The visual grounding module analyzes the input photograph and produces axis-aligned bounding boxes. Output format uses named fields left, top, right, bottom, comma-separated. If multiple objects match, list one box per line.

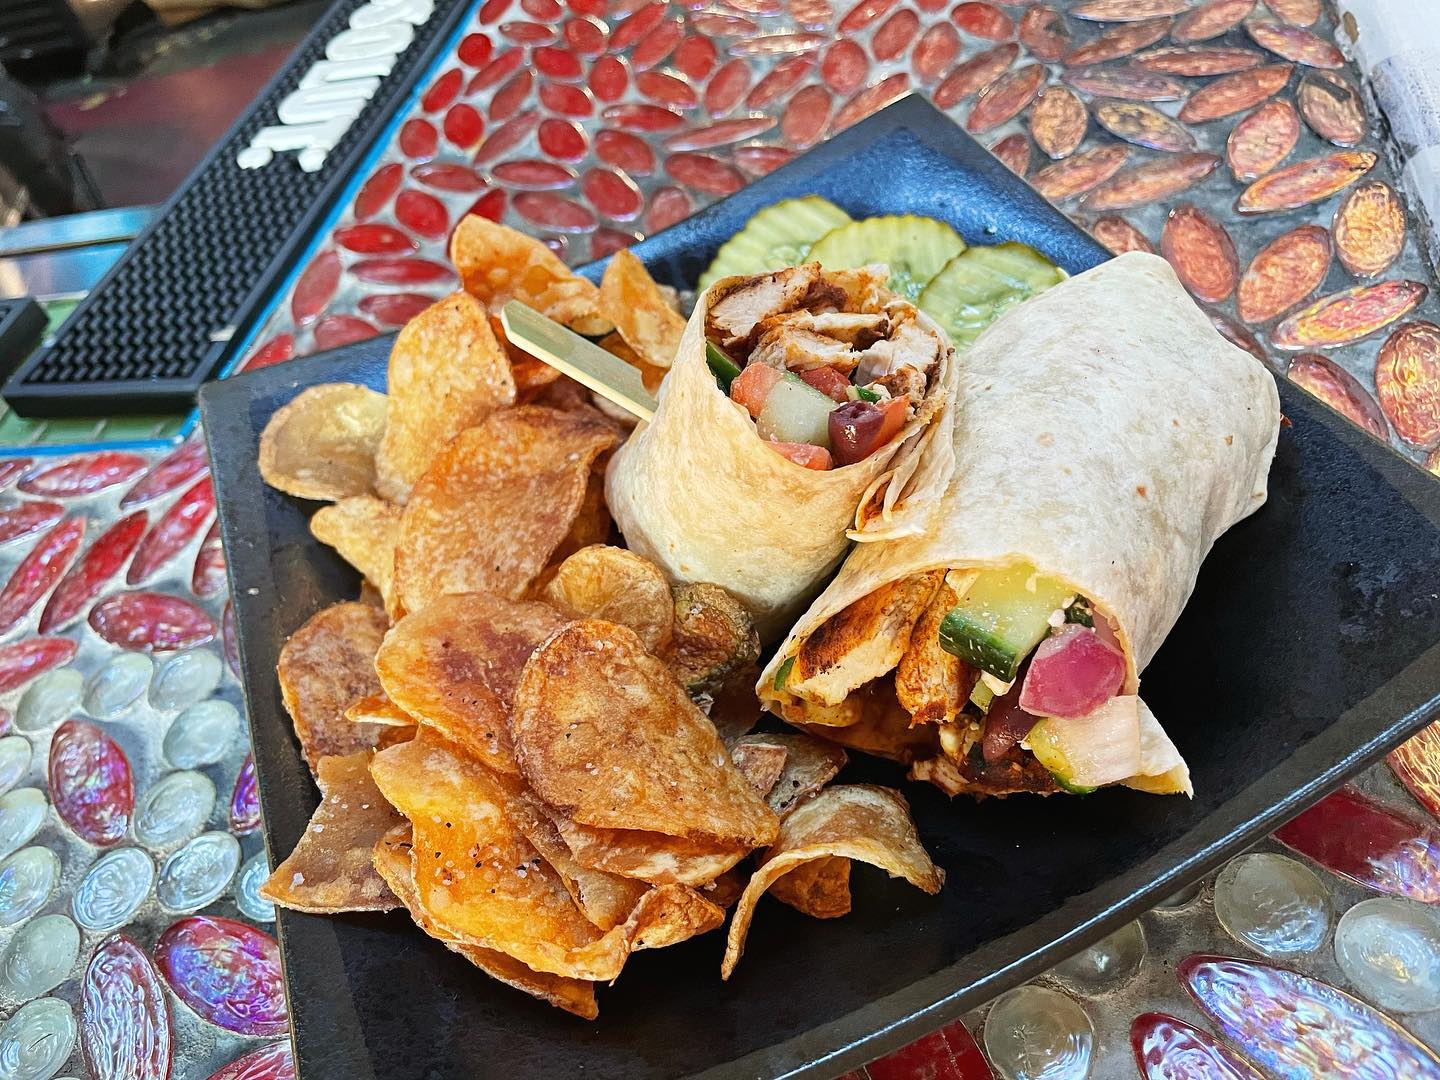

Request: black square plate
left=202, top=96, right=1440, bottom=1080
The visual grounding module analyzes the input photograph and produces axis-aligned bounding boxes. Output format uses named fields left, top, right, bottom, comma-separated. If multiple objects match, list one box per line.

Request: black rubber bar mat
left=3, top=0, right=474, bottom=418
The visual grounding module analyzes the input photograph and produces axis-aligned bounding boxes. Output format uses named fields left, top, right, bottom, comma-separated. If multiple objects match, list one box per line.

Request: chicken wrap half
left=758, top=252, right=1282, bottom=797
left=606, top=263, right=958, bottom=639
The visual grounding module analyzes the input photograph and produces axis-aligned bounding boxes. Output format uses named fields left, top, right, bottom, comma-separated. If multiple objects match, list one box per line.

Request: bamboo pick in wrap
left=500, top=301, right=658, bottom=422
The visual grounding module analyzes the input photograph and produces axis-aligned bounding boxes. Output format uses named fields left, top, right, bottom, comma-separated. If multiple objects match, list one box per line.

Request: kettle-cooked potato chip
left=343, top=692, right=413, bottom=728
left=261, top=751, right=404, bottom=913
left=669, top=583, right=760, bottom=694
left=259, top=383, right=387, bottom=502
left=375, top=593, right=567, bottom=776
left=374, top=292, right=517, bottom=503
left=548, top=810, right=748, bottom=887
left=730, top=741, right=787, bottom=798
left=513, top=620, right=779, bottom=848
left=733, top=732, right=847, bottom=816
left=531, top=472, right=612, bottom=597
left=598, top=250, right=685, bottom=370
left=542, top=545, right=674, bottom=654
left=279, top=602, right=390, bottom=771
left=393, top=406, right=618, bottom=613
left=504, top=791, right=647, bottom=931
left=451, top=216, right=610, bottom=336
left=310, top=495, right=402, bottom=613
left=370, top=731, right=721, bottom=981
left=372, top=826, right=599, bottom=1019
left=769, top=856, right=851, bottom=920
left=721, top=785, right=943, bottom=979
left=371, top=730, right=634, bottom=980
left=706, top=666, right=763, bottom=747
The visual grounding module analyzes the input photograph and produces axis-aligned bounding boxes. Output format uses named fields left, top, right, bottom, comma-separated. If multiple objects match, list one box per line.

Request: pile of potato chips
left=255, top=216, right=942, bottom=1017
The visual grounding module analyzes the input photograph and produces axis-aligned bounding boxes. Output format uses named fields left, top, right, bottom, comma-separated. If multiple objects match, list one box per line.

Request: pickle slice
left=917, top=242, right=1064, bottom=346
left=698, top=196, right=853, bottom=292
left=806, top=215, right=968, bottom=301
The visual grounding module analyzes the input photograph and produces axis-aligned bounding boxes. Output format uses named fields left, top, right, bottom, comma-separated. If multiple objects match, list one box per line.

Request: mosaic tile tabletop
left=1, top=0, right=1440, bottom=1076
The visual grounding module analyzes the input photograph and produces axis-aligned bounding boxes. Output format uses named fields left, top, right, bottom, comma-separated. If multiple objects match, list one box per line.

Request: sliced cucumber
left=706, top=341, right=742, bottom=392
left=806, top=215, right=967, bottom=302
left=847, top=384, right=883, bottom=403
left=1064, top=598, right=1094, bottom=628
left=937, top=564, right=1071, bottom=683
left=917, top=242, right=1065, bottom=346
left=756, top=373, right=835, bottom=447
left=969, top=680, right=995, bottom=715
left=698, top=196, right=853, bottom=292
left=1026, top=723, right=1098, bottom=794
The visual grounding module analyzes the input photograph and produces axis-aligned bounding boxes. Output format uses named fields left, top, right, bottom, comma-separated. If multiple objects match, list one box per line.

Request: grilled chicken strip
left=895, top=578, right=978, bottom=727
left=784, top=571, right=945, bottom=711
left=706, top=265, right=848, bottom=350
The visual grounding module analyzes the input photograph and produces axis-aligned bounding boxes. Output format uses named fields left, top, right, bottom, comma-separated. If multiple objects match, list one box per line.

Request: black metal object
left=3, top=0, right=473, bottom=419
left=0, top=0, right=88, bottom=64
left=0, top=298, right=46, bottom=385
left=203, top=98, right=1440, bottom=1080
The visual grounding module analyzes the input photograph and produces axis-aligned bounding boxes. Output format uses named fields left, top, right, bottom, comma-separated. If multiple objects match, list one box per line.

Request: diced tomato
left=730, top=363, right=783, bottom=418
left=827, top=397, right=910, bottom=466
left=795, top=365, right=852, bottom=402
left=1018, top=624, right=1126, bottom=719
left=768, top=441, right=833, bottom=470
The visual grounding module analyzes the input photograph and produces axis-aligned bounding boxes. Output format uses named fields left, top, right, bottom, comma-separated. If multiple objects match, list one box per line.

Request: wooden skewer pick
left=499, top=300, right=658, bottom=422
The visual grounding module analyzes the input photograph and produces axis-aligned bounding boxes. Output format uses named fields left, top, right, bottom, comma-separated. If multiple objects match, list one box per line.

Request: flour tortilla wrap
left=605, top=268, right=958, bottom=640
left=759, top=252, right=1281, bottom=795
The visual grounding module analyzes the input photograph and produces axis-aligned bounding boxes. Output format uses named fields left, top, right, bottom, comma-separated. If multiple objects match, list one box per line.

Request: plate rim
left=201, top=95, right=1440, bottom=1080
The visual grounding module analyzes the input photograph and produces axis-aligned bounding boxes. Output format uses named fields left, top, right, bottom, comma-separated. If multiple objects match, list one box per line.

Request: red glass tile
left=665, top=152, right=745, bottom=195
left=398, top=118, right=439, bottom=160
left=1273, top=785, right=1440, bottom=902
left=582, top=168, right=644, bottom=220
left=334, top=223, right=417, bottom=255
left=290, top=250, right=341, bottom=324
left=590, top=56, right=630, bottom=102
left=410, top=163, right=485, bottom=193
left=353, top=163, right=403, bottom=220
left=538, top=117, right=590, bottom=160
left=421, top=68, right=463, bottom=113
left=457, top=32, right=494, bottom=67
left=514, top=191, right=598, bottom=232
left=595, top=129, right=656, bottom=175
left=645, top=186, right=692, bottom=232
left=747, top=56, right=815, bottom=108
